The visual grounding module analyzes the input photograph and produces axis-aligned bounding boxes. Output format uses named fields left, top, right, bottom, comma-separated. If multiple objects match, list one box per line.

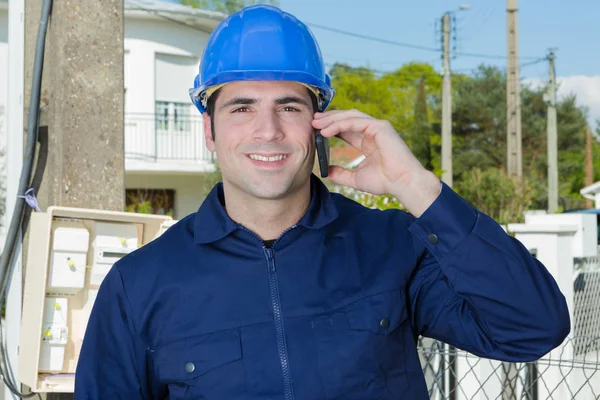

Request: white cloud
left=524, top=75, right=600, bottom=129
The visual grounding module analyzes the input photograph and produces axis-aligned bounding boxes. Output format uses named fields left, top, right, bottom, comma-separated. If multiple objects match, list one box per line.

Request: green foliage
left=200, top=163, right=223, bottom=197
left=125, top=190, right=175, bottom=217
left=454, top=167, right=535, bottom=225
left=328, top=62, right=442, bottom=142
left=452, top=66, right=590, bottom=210
left=181, top=0, right=279, bottom=14
left=125, top=200, right=153, bottom=215
left=327, top=62, right=594, bottom=220
left=330, top=184, right=404, bottom=211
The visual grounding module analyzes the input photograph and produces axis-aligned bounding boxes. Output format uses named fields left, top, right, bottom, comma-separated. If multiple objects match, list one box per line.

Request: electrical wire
left=128, top=1, right=541, bottom=65
left=0, top=0, right=52, bottom=397
left=304, top=22, right=440, bottom=53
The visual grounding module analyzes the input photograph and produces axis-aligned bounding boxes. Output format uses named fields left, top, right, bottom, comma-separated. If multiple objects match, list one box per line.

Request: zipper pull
left=263, top=247, right=275, bottom=272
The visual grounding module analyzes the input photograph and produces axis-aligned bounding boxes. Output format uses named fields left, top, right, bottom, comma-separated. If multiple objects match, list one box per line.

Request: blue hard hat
left=189, top=4, right=335, bottom=114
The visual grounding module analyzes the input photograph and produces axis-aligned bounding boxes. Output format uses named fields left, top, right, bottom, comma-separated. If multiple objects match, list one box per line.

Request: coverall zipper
left=238, top=224, right=297, bottom=400
left=264, top=246, right=294, bottom=400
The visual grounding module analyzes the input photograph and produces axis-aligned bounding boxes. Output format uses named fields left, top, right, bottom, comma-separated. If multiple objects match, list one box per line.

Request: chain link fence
left=418, top=337, right=600, bottom=400
left=416, top=255, right=600, bottom=399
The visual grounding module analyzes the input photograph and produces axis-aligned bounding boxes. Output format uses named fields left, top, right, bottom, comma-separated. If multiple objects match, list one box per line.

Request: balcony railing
left=124, top=113, right=214, bottom=163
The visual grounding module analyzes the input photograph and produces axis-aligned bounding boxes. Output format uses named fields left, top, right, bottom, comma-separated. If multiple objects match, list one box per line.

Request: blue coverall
left=74, top=175, right=570, bottom=399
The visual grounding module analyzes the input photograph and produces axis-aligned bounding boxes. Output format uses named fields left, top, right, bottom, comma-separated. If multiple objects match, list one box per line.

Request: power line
left=455, top=51, right=538, bottom=60
left=306, top=22, right=440, bottom=53
left=129, top=2, right=544, bottom=72
left=306, top=21, right=539, bottom=61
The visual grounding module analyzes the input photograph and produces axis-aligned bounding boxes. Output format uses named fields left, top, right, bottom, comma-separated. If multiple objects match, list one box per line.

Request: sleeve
left=74, top=265, right=164, bottom=399
left=406, top=182, right=571, bottom=362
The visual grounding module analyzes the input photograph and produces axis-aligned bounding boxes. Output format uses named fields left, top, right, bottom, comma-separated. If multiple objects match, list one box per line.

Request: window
left=154, top=53, right=198, bottom=135
left=155, top=101, right=190, bottom=133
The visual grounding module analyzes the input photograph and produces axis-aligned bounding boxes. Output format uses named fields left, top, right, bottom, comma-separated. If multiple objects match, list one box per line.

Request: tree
left=182, top=0, right=279, bottom=14
left=327, top=62, right=595, bottom=219
left=327, top=62, right=441, bottom=153
left=455, top=167, right=534, bottom=224
left=451, top=65, right=592, bottom=210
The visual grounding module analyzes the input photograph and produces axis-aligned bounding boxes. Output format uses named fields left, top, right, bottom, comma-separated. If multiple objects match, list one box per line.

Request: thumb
left=327, top=165, right=358, bottom=189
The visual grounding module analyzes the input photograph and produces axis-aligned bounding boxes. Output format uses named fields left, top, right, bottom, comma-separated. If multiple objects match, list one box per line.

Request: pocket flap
left=154, top=328, right=242, bottom=382
left=346, top=290, right=408, bottom=335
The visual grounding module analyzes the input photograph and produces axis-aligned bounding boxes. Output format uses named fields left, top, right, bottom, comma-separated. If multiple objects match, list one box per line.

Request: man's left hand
left=313, top=109, right=442, bottom=217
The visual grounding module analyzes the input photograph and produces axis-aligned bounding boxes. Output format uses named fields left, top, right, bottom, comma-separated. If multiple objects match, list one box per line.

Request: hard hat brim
left=189, top=70, right=335, bottom=114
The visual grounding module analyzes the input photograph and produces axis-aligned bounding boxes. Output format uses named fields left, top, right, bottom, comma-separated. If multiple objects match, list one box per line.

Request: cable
left=305, top=22, right=440, bottom=53
left=0, top=0, right=52, bottom=397
left=305, top=22, right=539, bottom=61
left=129, top=2, right=542, bottom=66
left=455, top=51, right=538, bottom=61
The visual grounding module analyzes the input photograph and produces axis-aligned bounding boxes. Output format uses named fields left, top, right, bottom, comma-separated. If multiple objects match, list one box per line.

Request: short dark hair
left=206, top=90, right=220, bottom=141
left=205, top=87, right=319, bottom=141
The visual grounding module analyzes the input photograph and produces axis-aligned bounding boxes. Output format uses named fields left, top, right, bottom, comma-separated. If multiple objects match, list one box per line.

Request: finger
left=313, top=110, right=346, bottom=119
left=313, top=109, right=374, bottom=124
left=319, top=117, right=377, bottom=139
left=335, top=130, right=364, bottom=150
left=327, top=165, right=358, bottom=189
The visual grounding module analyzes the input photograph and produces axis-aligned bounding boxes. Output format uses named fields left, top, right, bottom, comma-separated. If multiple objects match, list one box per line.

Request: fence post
left=508, top=222, right=577, bottom=399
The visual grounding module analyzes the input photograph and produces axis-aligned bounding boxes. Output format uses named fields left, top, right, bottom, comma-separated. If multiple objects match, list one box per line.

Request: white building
left=0, top=0, right=227, bottom=227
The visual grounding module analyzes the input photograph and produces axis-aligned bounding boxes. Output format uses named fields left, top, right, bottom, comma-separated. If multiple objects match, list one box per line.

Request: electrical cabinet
left=20, top=206, right=174, bottom=393
left=47, top=223, right=90, bottom=294
left=39, top=298, right=69, bottom=372
left=89, top=222, right=139, bottom=286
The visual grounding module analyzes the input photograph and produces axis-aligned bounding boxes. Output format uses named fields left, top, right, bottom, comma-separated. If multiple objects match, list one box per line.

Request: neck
left=222, top=182, right=311, bottom=241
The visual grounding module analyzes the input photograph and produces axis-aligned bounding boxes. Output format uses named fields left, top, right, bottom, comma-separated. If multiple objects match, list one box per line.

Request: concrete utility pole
left=23, top=1, right=125, bottom=398
left=441, top=12, right=453, bottom=187
left=506, top=0, right=522, bottom=177
left=546, top=50, right=558, bottom=213
left=585, top=125, right=594, bottom=209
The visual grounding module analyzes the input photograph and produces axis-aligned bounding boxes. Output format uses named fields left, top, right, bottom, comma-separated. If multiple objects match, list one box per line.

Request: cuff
left=408, top=182, right=478, bottom=258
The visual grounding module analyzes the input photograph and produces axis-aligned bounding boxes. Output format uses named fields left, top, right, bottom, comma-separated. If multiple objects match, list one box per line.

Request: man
left=75, top=5, right=569, bottom=400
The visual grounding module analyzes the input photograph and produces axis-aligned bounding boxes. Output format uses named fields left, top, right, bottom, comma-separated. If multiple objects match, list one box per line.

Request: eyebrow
left=220, top=96, right=311, bottom=110
left=220, top=97, right=257, bottom=110
left=275, top=96, right=311, bottom=107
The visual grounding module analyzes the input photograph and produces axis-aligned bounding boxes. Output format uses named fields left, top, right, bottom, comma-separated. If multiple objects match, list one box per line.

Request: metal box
left=19, top=206, right=173, bottom=393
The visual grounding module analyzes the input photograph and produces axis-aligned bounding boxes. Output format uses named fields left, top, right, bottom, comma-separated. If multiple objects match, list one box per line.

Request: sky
left=277, top=0, right=598, bottom=78
left=167, top=0, right=600, bottom=125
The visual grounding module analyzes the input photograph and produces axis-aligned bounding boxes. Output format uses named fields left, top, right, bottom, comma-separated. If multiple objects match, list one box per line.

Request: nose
left=252, top=109, right=284, bottom=142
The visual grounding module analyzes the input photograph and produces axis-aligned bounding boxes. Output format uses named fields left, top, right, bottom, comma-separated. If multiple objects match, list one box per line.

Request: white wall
left=0, top=8, right=8, bottom=241
left=0, top=8, right=8, bottom=156
left=124, top=18, right=210, bottom=115
left=125, top=172, right=216, bottom=220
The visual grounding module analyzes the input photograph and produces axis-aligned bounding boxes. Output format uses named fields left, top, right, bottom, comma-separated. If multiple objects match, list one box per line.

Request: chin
left=246, top=183, right=295, bottom=200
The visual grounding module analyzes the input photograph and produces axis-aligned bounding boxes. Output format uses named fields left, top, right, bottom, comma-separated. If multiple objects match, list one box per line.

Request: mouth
left=246, top=153, right=289, bottom=169
left=248, top=154, right=288, bottom=162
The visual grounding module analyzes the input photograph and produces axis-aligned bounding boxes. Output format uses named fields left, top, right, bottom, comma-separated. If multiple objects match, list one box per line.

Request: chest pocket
left=152, top=328, right=246, bottom=400
left=311, top=289, right=411, bottom=400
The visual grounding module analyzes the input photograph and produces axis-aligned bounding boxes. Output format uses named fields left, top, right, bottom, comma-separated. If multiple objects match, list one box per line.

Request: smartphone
left=315, top=130, right=329, bottom=178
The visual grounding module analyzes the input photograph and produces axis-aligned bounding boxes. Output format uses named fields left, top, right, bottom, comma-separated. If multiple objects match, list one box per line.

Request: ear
left=203, top=113, right=216, bottom=152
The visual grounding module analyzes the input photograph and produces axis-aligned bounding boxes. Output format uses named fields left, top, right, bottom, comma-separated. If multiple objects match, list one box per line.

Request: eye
left=282, top=106, right=300, bottom=112
left=232, top=107, right=250, bottom=113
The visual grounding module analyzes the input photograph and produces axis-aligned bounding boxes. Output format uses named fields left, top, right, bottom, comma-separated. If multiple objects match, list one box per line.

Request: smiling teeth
left=249, top=154, right=287, bottom=162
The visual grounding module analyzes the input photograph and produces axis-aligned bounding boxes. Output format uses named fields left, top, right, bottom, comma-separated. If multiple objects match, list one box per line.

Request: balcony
left=124, top=113, right=215, bottom=173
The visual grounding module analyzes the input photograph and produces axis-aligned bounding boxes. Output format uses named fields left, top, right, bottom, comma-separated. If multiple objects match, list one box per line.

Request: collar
left=194, top=174, right=339, bottom=244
